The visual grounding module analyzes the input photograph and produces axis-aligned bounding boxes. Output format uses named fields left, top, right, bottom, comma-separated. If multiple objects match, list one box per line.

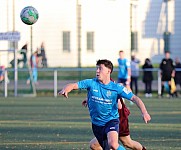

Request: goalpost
left=0, top=31, right=36, bottom=97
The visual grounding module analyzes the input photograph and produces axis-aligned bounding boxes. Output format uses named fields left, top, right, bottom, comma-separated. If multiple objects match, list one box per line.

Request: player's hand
left=82, top=99, right=88, bottom=107
left=58, top=89, right=68, bottom=98
left=171, top=72, right=175, bottom=78
left=142, top=113, right=151, bottom=124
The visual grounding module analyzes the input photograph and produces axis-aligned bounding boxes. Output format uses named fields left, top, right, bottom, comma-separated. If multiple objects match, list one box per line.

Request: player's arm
left=171, top=60, right=175, bottom=77
left=171, top=69, right=175, bottom=77
left=130, top=95, right=151, bottom=124
left=58, top=83, right=78, bottom=98
left=119, top=84, right=151, bottom=123
left=159, top=60, right=163, bottom=76
left=126, top=60, right=131, bottom=86
left=127, top=67, right=131, bottom=83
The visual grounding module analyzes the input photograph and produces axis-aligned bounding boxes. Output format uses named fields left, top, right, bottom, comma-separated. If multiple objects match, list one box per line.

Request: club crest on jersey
left=123, top=87, right=131, bottom=94
left=106, top=90, right=112, bottom=97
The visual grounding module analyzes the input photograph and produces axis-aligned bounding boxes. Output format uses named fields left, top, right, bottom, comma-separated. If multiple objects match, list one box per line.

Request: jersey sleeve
left=126, top=59, right=131, bottom=68
left=159, top=59, right=164, bottom=70
left=117, top=84, right=134, bottom=100
left=77, top=79, right=92, bottom=89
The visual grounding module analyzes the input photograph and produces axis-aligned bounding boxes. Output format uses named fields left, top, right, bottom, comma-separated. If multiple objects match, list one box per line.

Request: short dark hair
left=96, top=59, right=113, bottom=73
left=165, top=51, right=170, bottom=54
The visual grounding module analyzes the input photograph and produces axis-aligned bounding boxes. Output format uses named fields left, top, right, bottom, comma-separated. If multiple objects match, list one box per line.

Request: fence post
left=158, top=69, right=161, bottom=96
left=54, top=69, right=57, bottom=97
left=4, top=70, right=8, bottom=97
left=14, top=48, right=18, bottom=97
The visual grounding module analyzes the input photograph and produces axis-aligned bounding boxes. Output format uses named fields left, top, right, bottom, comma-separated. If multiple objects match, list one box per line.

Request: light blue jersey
left=118, top=58, right=130, bottom=79
left=77, top=78, right=134, bottom=126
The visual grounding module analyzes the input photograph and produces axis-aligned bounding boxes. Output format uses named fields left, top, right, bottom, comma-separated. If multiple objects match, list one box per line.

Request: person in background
left=142, top=58, right=154, bottom=98
left=0, top=65, right=5, bottom=83
left=19, top=43, right=28, bottom=68
left=27, top=50, right=39, bottom=85
left=174, top=57, right=181, bottom=97
left=38, top=42, right=48, bottom=68
left=130, top=55, right=140, bottom=95
left=117, top=50, right=131, bottom=90
left=159, top=51, right=175, bottom=98
left=0, top=65, right=10, bottom=84
left=10, top=43, right=28, bottom=68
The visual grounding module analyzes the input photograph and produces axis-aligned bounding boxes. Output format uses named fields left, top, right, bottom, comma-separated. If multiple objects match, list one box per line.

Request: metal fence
left=0, top=67, right=168, bottom=97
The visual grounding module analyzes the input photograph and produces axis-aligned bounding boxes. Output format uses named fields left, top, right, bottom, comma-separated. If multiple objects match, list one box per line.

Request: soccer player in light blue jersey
left=58, top=59, right=151, bottom=150
left=117, top=50, right=131, bottom=90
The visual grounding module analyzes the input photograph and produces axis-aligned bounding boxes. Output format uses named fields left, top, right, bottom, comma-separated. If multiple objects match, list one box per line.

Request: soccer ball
left=20, top=6, right=39, bottom=25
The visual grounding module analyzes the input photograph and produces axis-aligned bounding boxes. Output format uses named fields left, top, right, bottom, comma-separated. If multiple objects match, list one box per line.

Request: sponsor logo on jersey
left=106, top=90, right=111, bottom=97
left=123, top=87, right=131, bottom=94
left=93, top=89, right=98, bottom=92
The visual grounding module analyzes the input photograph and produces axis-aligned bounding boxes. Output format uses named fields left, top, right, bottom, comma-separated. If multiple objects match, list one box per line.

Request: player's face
left=165, top=52, right=170, bottom=59
left=119, top=52, right=124, bottom=59
left=96, top=64, right=110, bottom=81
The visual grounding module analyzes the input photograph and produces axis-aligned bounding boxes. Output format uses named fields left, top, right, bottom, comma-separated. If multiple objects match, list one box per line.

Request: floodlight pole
left=77, top=0, right=81, bottom=68
left=77, top=0, right=82, bottom=80
left=130, top=2, right=133, bottom=54
left=30, top=26, right=33, bottom=56
left=164, top=0, right=169, bottom=33
left=14, top=45, right=18, bottom=97
left=13, top=0, right=18, bottom=96
left=163, top=0, right=170, bottom=53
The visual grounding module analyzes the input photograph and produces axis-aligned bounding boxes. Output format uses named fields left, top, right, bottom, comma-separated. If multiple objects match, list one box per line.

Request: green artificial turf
left=0, top=97, right=180, bottom=150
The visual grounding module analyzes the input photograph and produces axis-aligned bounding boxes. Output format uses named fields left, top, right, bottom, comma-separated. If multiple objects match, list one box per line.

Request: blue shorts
left=118, top=78, right=128, bottom=86
left=92, top=119, right=119, bottom=150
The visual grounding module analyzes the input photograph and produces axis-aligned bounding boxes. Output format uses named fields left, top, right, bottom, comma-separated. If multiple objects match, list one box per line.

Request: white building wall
left=81, top=0, right=130, bottom=67
left=1, top=0, right=180, bottom=67
left=136, top=0, right=180, bottom=64
left=0, top=0, right=10, bottom=67
left=0, top=0, right=78, bottom=67
left=1, top=0, right=130, bottom=67
left=16, top=0, right=77, bottom=67
left=136, top=0, right=165, bottom=64
left=170, top=0, right=181, bottom=61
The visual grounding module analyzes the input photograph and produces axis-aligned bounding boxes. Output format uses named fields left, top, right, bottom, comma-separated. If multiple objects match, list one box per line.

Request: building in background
left=0, top=0, right=130, bottom=67
left=131, top=0, right=180, bottom=63
left=0, top=0, right=180, bottom=67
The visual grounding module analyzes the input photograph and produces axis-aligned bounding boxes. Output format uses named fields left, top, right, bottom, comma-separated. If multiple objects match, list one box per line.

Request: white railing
left=1, top=68, right=181, bottom=97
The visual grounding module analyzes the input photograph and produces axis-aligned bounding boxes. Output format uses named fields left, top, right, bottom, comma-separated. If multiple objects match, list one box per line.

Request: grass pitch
left=0, top=96, right=180, bottom=150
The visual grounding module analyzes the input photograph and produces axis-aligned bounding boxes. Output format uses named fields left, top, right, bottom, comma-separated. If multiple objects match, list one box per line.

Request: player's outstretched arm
left=130, top=95, right=151, bottom=124
left=58, top=83, right=78, bottom=98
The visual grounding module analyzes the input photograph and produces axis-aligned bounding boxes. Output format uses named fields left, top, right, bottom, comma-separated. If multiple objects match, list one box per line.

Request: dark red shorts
left=118, top=108, right=130, bottom=136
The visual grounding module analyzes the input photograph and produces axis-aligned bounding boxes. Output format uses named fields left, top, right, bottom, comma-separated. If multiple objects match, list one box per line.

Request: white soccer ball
left=20, top=6, right=39, bottom=25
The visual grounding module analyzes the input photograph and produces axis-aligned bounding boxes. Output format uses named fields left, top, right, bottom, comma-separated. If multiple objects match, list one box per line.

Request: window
left=87, top=32, right=94, bottom=51
left=63, top=31, right=70, bottom=52
left=131, top=31, right=138, bottom=51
